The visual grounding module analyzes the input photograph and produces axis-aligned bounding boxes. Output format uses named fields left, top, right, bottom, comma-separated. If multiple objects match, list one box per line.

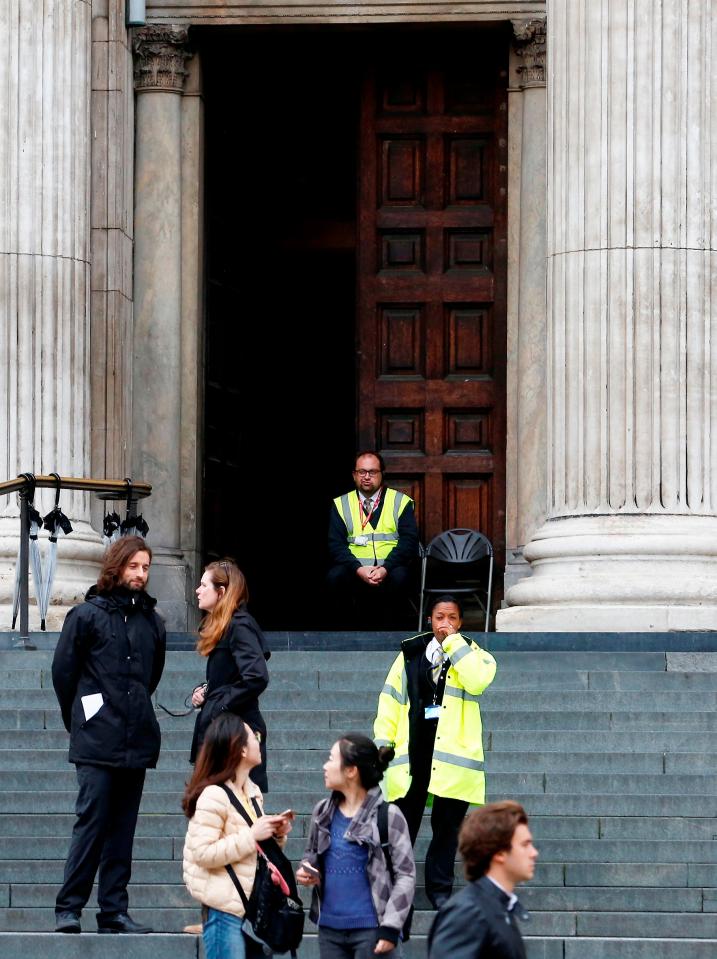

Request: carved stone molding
left=512, top=17, right=546, bottom=88
left=133, top=26, right=191, bottom=93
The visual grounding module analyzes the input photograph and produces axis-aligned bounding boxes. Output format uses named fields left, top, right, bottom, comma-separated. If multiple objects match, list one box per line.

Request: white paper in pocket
left=81, top=693, right=104, bottom=722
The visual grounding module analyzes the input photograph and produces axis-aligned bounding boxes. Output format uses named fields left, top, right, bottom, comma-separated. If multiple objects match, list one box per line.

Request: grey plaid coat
left=302, top=786, right=416, bottom=944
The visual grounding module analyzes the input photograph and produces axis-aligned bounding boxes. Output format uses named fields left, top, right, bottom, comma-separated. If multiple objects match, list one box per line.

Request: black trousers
left=394, top=762, right=469, bottom=906
left=325, top=564, right=415, bottom=628
left=55, top=763, right=146, bottom=917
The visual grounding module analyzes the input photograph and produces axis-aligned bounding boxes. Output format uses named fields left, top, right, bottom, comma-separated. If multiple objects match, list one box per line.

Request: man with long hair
left=427, top=801, right=539, bottom=958
left=51, top=535, right=166, bottom=934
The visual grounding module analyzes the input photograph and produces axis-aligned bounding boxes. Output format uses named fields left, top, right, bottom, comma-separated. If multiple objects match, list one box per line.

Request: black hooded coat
left=52, top=585, right=166, bottom=769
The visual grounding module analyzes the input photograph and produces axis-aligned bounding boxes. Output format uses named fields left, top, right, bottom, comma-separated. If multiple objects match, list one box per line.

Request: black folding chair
left=417, top=528, right=494, bottom=632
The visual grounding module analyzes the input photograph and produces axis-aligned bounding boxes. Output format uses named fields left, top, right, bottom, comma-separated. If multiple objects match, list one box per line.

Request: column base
left=497, top=514, right=717, bottom=632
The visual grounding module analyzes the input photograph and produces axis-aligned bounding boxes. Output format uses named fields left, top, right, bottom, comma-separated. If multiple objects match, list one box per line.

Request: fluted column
left=504, top=18, right=548, bottom=593
left=0, top=0, right=103, bottom=630
left=132, top=26, right=193, bottom=628
left=499, top=0, right=717, bottom=631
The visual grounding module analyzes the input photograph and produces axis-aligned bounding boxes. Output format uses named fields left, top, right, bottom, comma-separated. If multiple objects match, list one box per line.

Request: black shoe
left=55, top=911, right=81, bottom=933
left=97, top=913, right=153, bottom=934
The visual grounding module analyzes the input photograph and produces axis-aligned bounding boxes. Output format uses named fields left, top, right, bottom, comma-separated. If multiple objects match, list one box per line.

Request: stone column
left=498, top=1, right=717, bottom=631
left=0, top=0, right=104, bottom=630
left=504, top=18, right=548, bottom=594
left=132, top=26, right=193, bottom=628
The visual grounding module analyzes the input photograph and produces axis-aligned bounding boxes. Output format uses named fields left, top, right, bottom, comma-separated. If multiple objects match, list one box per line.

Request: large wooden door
left=357, top=31, right=508, bottom=573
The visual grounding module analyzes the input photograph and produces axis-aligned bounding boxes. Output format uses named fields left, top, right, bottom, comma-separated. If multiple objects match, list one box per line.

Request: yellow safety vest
left=333, top=488, right=412, bottom=566
left=374, top=634, right=497, bottom=805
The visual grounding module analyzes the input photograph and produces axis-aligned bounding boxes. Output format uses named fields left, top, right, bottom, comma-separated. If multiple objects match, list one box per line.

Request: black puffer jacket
left=52, top=585, right=166, bottom=769
left=190, top=606, right=270, bottom=789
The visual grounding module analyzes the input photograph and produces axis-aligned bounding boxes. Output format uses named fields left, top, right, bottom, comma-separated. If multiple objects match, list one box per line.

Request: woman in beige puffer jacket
left=182, top=712, right=292, bottom=959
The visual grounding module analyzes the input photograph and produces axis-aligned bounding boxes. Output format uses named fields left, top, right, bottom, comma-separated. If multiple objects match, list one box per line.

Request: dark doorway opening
left=201, top=29, right=359, bottom=628
left=200, top=25, right=509, bottom=630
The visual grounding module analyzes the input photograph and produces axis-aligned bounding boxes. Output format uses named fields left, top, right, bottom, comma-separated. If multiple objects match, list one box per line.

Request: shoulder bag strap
left=217, top=784, right=255, bottom=911
left=378, top=801, right=396, bottom=884
left=219, top=782, right=257, bottom=827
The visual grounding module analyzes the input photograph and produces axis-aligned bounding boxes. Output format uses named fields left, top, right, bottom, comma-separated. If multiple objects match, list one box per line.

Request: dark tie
left=364, top=498, right=372, bottom=518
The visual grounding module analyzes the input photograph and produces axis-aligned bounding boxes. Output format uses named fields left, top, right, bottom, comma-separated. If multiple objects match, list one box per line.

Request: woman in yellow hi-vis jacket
left=373, top=594, right=497, bottom=909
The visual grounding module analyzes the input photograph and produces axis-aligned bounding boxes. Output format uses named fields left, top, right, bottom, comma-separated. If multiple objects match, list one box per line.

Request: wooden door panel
left=358, top=31, right=508, bottom=572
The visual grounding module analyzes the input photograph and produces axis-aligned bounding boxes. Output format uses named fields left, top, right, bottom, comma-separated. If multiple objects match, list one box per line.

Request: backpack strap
left=378, top=801, right=396, bottom=884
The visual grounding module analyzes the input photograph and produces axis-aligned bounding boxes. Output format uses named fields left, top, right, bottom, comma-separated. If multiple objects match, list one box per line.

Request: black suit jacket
left=427, top=875, right=528, bottom=959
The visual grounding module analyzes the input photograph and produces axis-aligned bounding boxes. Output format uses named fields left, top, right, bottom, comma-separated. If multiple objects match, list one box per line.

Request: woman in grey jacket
left=297, top=733, right=416, bottom=959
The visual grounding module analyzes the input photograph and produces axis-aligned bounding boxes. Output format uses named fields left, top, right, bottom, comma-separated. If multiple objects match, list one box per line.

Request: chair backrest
left=424, top=528, right=493, bottom=564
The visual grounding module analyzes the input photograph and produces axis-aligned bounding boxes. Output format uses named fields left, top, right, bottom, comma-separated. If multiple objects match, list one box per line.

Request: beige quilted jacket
left=183, top=779, right=264, bottom=917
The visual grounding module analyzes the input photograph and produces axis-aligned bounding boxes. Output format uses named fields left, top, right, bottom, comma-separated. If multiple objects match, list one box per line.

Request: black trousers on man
left=325, top=564, right=415, bottom=628
left=55, top=763, right=146, bottom=918
left=395, top=759, right=469, bottom=908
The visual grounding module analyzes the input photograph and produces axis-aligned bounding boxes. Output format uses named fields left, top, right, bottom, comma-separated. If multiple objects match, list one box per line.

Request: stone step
left=5, top=687, right=717, bottom=711
left=0, top=649, right=675, bottom=672
left=1, top=789, right=714, bottom=819
left=5, top=765, right=717, bottom=797
left=0, top=934, right=715, bottom=959
left=5, top=706, right=717, bottom=733
left=4, top=906, right=717, bottom=938
left=0, top=934, right=202, bottom=959
left=1, top=835, right=716, bottom=865
left=154, top=669, right=717, bottom=695
left=6, top=882, right=709, bottom=914
left=2, top=812, right=715, bottom=843
left=0, top=859, right=567, bottom=887
left=490, top=730, right=717, bottom=752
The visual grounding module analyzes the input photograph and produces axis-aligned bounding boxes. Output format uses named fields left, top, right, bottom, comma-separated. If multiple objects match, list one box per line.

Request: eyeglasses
left=354, top=469, right=382, bottom=477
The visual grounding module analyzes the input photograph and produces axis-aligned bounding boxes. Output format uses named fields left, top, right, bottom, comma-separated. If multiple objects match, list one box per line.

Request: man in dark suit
left=427, top=801, right=538, bottom=959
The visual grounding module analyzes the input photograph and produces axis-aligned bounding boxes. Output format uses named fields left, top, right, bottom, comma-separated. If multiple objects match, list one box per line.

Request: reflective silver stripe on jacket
left=348, top=532, right=397, bottom=543
left=381, top=682, right=408, bottom=705
left=392, top=492, right=405, bottom=523
left=358, top=558, right=386, bottom=566
left=449, top=644, right=473, bottom=665
left=442, top=685, right=483, bottom=704
left=339, top=494, right=354, bottom=534
left=391, top=753, right=410, bottom=766
left=374, top=738, right=392, bottom=747
left=433, top=750, right=484, bottom=771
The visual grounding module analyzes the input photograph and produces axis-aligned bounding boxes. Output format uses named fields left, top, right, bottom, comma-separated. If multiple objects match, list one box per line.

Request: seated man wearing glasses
left=327, top=451, right=419, bottom=626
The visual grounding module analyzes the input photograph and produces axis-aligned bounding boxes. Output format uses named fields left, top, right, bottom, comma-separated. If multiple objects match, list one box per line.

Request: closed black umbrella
left=40, top=474, right=73, bottom=626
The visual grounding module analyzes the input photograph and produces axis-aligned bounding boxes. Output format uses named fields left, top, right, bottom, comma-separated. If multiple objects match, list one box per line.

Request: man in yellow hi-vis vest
left=374, top=594, right=497, bottom=908
left=327, top=451, right=418, bottom=626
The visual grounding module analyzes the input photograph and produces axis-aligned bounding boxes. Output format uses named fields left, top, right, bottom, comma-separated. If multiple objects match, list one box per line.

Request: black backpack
left=377, top=801, right=415, bottom=942
left=219, top=784, right=305, bottom=956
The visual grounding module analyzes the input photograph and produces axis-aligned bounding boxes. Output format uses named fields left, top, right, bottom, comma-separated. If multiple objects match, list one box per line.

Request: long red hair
left=197, top=559, right=249, bottom=656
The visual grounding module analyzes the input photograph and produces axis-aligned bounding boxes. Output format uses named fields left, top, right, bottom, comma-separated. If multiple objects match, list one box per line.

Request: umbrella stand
left=1, top=473, right=152, bottom=647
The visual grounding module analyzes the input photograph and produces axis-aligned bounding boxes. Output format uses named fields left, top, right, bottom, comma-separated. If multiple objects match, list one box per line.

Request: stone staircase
left=0, top=639, right=716, bottom=958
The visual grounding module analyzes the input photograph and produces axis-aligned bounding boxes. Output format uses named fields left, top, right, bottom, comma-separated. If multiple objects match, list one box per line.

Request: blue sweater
left=319, top=809, right=378, bottom=930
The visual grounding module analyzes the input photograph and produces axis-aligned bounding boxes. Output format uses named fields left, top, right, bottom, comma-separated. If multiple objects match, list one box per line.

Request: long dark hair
left=97, top=536, right=152, bottom=593
left=338, top=732, right=395, bottom=790
left=182, top=713, right=249, bottom=818
left=197, top=559, right=249, bottom=655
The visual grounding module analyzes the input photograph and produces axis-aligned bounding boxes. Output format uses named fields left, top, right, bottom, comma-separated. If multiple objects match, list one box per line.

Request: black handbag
left=219, top=784, right=305, bottom=956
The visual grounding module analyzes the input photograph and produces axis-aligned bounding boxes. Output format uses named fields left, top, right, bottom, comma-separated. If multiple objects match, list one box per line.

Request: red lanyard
left=359, top=490, right=381, bottom=530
